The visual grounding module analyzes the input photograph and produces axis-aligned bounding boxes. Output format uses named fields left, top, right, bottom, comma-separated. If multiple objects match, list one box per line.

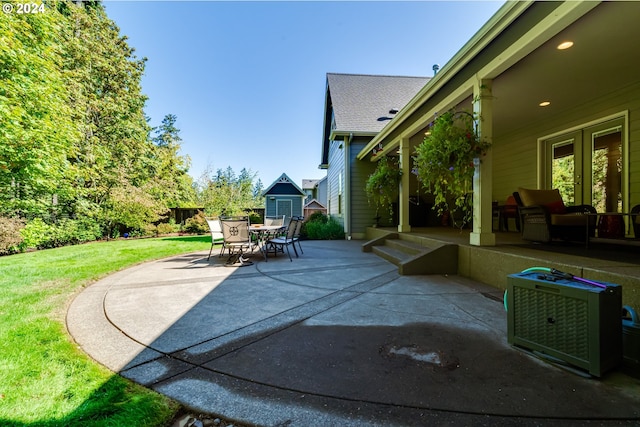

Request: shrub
left=0, top=216, right=25, bottom=255
left=20, top=218, right=56, bottom=249
left=19, top=218, right=103, bottom=250
left=184, top=211, right=208, bottom=234
left=248, top=212, right=262, bottom=224
left=156, top=223, right=175, bottom=235
left=143, top=223, right=158, bottom=237
left=305, top=216, right=344, bottom=240
left=307, top=211, right=328, bottom=224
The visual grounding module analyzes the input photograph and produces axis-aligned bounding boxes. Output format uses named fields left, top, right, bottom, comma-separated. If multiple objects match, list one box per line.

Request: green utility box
left=507, top=272, right=622, bottom=377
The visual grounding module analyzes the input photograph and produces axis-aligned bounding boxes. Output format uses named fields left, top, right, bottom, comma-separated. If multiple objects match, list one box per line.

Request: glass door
left=545, top=131, right=582, bottom=206
left=586, top=122, right=623, bottom=213
left=543, top=117, right=625, bottom=212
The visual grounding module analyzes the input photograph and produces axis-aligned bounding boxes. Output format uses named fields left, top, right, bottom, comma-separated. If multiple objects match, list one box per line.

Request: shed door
left=277, top=199, right=292, bottom=219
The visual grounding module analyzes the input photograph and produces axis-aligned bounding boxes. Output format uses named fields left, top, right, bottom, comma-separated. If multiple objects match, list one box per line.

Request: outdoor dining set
left=206, top=216, right=304, bottom=266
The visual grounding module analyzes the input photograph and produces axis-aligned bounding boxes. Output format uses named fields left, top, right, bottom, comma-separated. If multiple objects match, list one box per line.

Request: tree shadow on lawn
left=0, top=375, right=177, bottom=427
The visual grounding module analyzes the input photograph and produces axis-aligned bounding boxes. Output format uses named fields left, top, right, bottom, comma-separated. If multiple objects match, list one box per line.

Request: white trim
left=537, top=110, right=629, bottom=210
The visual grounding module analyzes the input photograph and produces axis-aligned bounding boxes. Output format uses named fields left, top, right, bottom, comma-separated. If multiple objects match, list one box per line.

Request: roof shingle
left=327, top=73, right=430, bottom=134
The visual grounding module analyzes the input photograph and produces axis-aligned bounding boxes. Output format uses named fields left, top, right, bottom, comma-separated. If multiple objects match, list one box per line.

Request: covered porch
left=355, top=1, right=640, bottom=250
left=365, top=226, right=640, bottom=308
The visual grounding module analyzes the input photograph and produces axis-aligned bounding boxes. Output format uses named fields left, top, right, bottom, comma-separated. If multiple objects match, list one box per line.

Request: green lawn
left=0, top=235, right=211, bottom=426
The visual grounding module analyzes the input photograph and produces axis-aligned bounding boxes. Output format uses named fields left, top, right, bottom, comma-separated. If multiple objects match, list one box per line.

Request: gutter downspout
left=344, top=133, right=353, bottom=240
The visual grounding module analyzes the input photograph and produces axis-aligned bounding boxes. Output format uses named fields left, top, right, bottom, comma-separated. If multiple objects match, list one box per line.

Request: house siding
left=317, top=177, right=328, bottom=208
left=350, top=137, right=378, bottom=238
left=327, top=137, right=346, bottom=228
left=492, top=81, right=640, bottom=208
left=265, top=196, right=303, bottom=218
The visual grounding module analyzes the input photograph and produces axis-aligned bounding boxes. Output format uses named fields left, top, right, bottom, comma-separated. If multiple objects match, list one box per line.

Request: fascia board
left=329, top=130, right=377, bottom=141
left=397, top=0, right=600, bottom=147
left=357, top=0, right=531, bottom=161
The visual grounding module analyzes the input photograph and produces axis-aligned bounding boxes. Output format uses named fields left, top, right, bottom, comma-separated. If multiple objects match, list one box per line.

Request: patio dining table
left=249, top=224, right=286, bottom=260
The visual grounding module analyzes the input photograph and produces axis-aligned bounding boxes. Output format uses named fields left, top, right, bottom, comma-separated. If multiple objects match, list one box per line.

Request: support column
left=398, top=137, right=411, bottom=233
left=470, top=79, right=496, bottom=246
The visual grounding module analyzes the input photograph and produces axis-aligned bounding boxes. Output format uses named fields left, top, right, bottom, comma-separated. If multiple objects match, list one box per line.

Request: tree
left=147, top=114, right=196, bottom=209
left=0, top=9, right=77, bottom=216
left=61, top=2, right=152, bottom=214
left=198, top=166, right=261, bottom=217
left=0, top=2, right=201, bottom=240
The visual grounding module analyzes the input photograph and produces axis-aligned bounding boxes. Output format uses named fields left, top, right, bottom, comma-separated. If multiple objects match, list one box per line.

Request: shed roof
left=304, top=199, right=326, bottom=210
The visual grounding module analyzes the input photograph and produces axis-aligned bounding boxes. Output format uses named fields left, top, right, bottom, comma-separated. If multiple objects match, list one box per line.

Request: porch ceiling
left=492, top=1, right=640, bottom=136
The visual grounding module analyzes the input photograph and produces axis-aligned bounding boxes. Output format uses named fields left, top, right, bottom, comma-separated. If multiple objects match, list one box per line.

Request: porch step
left=363, top=232, right=458, bottom=275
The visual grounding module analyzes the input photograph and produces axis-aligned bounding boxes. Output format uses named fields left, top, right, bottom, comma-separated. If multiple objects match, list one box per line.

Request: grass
left=0, top=235, right=211, bottom=426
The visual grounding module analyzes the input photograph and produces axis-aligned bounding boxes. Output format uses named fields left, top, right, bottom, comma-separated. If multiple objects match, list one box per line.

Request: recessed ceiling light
left=539, top=101, right=551, bottom=107
left=557, top=41, right=574, bottom=50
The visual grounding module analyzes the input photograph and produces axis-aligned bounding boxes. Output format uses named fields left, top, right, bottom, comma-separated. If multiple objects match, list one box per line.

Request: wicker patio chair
left=514, top=188, right=596, bottom=243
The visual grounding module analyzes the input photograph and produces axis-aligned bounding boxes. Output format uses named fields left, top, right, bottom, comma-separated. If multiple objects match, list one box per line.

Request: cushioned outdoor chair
left=514, top=188, right=596, bottom=243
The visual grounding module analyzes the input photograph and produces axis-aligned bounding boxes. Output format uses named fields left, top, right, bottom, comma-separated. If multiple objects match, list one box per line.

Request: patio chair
left=292, top=216, right=304, bottom=255
left=265, top=217, right=299, bottom=261
left=501, top=195, right=520, bottom=232
left=264, top=215, right=285, bottom=227
left=514, top=188, right=596, bottom=243
left=219, top=218, right=253, bottom=266
left=206, top=218, right=224, bottom=261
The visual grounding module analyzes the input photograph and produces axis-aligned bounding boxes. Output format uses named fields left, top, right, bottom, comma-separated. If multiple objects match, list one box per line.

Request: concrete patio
left=66, top=238, right=640, bottom=426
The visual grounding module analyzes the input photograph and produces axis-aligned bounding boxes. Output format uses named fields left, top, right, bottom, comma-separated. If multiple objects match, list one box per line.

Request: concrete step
left=372, top=244, right=412, bottom=265
left=365, top=232, right=458, bottom=275
left=384, top=238, right=424, bottom=256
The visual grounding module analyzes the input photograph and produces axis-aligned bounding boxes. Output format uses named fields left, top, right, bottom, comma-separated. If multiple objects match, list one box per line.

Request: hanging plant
left=412, top=110, right=490, bottom=227
left=365, top=156, right=402, bottom=221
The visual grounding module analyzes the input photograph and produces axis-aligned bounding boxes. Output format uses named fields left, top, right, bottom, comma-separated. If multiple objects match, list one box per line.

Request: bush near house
left=304, top=213, right=344, bottom=240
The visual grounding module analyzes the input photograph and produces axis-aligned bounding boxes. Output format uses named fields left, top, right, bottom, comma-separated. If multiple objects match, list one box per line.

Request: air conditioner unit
left=507, top=271, right=622, bottom=377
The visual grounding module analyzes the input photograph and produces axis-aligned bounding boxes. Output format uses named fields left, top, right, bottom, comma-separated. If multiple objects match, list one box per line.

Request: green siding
left=493, top=82, right=640, bottom=209
left=350, top=138, right=378, bottom=237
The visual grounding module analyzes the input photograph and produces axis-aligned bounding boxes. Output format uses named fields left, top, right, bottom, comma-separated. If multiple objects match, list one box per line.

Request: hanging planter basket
left=365, top=156, right=402, bottom=222
left=412, top=110, right=490, bottom=227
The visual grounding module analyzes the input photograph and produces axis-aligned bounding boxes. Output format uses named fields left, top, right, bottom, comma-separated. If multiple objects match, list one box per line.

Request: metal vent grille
left=513, top=287, right=589, bottom=361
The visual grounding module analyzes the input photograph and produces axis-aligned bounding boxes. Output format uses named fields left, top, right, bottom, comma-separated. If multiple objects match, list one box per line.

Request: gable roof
left=326, top=73, right=430, bottom=135
left=301, top=179, right=320, bottom=190
left=304, top=199, right=326, bottom=210
left=262, top=173, right=306, bottom=197
left=320, top=73, right=430, bottom=168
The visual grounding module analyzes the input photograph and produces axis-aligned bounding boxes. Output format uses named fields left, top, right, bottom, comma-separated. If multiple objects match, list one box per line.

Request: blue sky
left=104, top=1, right=505, bottom=188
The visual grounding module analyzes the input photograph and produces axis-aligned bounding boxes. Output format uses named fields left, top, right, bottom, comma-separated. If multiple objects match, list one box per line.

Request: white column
left=470, top=79, right=496, bottom=246
left=398, top=137, right=411, bottom=233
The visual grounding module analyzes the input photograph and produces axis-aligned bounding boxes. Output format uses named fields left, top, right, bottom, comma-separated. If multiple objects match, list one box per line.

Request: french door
left=544, top=117, right=625, bottom=212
